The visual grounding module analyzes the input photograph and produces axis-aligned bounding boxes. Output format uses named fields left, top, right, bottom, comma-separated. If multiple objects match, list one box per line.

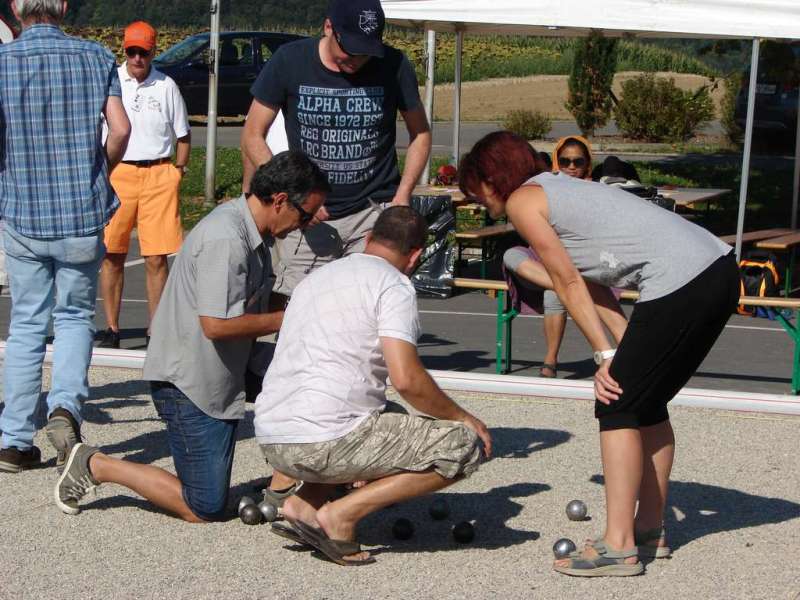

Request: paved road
left=1, top=242, right=793, bottom=397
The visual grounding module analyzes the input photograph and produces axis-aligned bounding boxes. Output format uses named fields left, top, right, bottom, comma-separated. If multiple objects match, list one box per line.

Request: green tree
left=565, top=30, right=618, bottom=137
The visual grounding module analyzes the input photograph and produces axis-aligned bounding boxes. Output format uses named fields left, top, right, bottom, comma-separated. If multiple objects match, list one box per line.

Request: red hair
left=459, top=131, right=545, bottom=200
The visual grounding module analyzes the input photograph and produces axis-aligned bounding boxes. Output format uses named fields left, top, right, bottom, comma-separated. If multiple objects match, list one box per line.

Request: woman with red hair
left=460, top=131, right=737, bottom=577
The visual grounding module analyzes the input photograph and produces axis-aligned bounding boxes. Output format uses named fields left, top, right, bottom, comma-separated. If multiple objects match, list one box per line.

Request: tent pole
left=792, top=85, right=800, bottom=229
left=735, top=38, right=761, bottom=260
left=204, top=0, right=221, bottom=207
left=451, top=28, right=463, bottom=166
left=420, top=28, right=436, bottom=186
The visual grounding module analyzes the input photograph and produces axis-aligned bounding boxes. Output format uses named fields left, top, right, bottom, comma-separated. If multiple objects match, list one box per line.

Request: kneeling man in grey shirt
left=55, top=152, right=329, bottom=522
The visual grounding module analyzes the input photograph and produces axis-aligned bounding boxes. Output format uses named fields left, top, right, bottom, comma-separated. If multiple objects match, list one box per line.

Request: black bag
left=737, top=249, right=780, bottom=316
left=409, top=194, right=456, bottom=298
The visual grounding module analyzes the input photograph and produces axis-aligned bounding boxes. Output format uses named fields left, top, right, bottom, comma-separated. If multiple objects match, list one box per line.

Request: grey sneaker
left=0, top=446, right=42, bottom=473
left=54, top=443, right=99, bottom=515
left=46, top=407, right=81, bottom=471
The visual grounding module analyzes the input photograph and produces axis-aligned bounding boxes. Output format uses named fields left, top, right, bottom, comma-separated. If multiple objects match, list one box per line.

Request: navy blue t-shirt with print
left=251, top=37, right=422, bottom=219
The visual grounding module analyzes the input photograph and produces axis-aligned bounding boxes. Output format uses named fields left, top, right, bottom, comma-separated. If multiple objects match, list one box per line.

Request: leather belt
left=121, top=157, right=171, bottom=167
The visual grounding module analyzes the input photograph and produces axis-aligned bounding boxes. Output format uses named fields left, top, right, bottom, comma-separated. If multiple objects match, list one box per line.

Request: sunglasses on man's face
left=558, top=156, right=587, bottom=169
left=291, top=201, right=315, bottom=227
left=125, top=47, right=151, bottom=58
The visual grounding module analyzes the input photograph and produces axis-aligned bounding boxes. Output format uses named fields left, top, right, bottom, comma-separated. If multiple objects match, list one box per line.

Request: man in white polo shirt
left=255, top=206, right=492, bottom=566
left=98, top=21, right=191, bottom=349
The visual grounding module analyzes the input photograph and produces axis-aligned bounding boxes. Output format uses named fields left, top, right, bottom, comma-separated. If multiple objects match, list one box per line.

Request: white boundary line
left=3, top=343, right=797, bottom=417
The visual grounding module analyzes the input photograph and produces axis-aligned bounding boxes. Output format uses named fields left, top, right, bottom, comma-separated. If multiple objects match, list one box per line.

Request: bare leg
left=635, top=420, right=675, bottom=540
left=555, top=428, right=641, bottom=568
left=99, top=253, right=127, bottom=332
left=600, top=428, right=642, bottom=551
left=269, top=470, right=297, bottom=491
left=89, top=453, right=204, bottom=523
left=143, top=255, right=169, bottom=329
left=542, top=312, right=566, bottom=374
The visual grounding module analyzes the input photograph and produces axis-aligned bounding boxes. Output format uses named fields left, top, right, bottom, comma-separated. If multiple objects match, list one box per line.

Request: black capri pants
left=596, top=252, right=740, bottom=431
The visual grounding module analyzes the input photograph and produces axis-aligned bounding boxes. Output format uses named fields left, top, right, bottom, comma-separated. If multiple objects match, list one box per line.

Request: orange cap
left=123, top=21, right=156, bottom=51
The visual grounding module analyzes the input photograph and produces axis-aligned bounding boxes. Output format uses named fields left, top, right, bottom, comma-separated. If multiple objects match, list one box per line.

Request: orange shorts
left=106, top=161, right=183, bottom=256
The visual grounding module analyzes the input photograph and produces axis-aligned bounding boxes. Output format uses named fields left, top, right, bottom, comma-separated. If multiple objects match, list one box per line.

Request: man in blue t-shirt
left=241, top=0, right=432, bottom=298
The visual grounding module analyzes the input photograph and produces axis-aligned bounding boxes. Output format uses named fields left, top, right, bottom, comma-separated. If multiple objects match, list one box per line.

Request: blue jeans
left=151, top=382, right=239, bottom=521
left=0, top=225, right=104, bottom=450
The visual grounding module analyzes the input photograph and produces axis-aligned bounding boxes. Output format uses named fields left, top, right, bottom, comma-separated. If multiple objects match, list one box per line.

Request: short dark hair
left=459, top=131, right=545, bottom=201
left=370, top=206, right=428, bottom=255
left=250, top=151, right=331, bottom=206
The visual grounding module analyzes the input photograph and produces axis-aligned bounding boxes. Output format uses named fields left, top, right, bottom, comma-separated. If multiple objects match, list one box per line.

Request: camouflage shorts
left=260, top=410, right=481, bottom=484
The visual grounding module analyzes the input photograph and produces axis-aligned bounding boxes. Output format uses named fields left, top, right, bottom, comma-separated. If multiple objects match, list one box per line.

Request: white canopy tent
left=382, top=0, right=800, bottom=258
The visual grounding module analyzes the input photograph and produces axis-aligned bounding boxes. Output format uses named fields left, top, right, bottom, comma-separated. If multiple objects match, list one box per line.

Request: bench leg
left=776, top=309, right=800, bottom=394
left=494, top=291, right=518, bottom=374
left=495, top=291, right=505, bottom=374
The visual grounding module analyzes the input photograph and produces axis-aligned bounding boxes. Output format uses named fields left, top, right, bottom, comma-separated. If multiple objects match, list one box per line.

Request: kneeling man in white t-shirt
left=254, top=206, right=492, bottom=566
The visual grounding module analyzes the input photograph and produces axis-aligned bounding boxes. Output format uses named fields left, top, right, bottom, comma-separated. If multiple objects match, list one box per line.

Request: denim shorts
left=151, top=382, right=238, bottom=521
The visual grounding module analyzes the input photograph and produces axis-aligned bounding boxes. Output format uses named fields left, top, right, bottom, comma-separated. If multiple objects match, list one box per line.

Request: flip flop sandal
left=539, top=363, right=557, bottom=378
left=554, top=540, right=643, bottom=577
left=292, top=520, right=376, bottom=566
left=635, top=526, right=672, bottom=559
left=270, top=522, right=311, bottom=548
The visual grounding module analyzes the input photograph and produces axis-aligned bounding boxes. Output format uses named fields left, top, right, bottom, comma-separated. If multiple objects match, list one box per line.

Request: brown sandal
left=539, top=363, right=557, bottom=378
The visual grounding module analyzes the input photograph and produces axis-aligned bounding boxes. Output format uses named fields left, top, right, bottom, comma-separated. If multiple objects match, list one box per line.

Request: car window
left=155, top=35, right=209, bottom=66
left=220, top=37, right=254, bottom=67
left=259, top=40, right=273, bottom=65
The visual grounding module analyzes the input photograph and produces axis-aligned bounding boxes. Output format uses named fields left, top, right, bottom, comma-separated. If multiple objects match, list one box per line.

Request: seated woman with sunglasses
left=460, top=131, right=737, bottom=577
left=502, top=136, right=600, bottom=378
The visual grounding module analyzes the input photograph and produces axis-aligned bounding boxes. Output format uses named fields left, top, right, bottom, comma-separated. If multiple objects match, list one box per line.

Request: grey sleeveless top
left=528, top=172, right=731, bottom=302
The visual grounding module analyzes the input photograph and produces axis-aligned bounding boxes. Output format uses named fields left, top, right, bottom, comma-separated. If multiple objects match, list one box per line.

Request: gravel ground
left=2, top=366, right=800, bottom=600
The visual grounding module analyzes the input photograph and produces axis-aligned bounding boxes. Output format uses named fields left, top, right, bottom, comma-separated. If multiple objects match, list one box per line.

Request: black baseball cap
left=327, top=0, right=385, bottom=58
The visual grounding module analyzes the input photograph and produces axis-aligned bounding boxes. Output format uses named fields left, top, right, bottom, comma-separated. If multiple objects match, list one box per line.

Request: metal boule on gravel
left=239, top=503, right=263, bottom=525
left=238, top=495, right=256, bottom=515
left=565, top=499, right=588, bottom=521
left=428, top=497, right=450, bottom=520
left=258, top=501, right=279, bottom=523
left=553, top=537, right=577, bottom=558
left=452, top=521, right=475, bottom=544
left=392, top=517, right=415, bottom=540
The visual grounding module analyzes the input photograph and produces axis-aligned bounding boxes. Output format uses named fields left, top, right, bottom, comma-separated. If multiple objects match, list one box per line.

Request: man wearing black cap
left=241, top=0, right=431, bottom=300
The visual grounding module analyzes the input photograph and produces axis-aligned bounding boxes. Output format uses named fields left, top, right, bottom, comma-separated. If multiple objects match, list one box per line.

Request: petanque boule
left=258, top=501, right=279, bottom=523
left=452, top=521, right=475, bottom=544
left=553, top=538, right=577, bottom=558
left=238, top=495, right=256, bottom=515
left=392, top=518, right=415, bottom=540
left=428, top=497, right=450, bottom=520
left=240, top=503, right=263, bottom=525
left=565, top=499, right=588, bottom=521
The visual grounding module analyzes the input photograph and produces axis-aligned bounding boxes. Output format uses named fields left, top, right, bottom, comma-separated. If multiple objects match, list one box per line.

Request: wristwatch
left=175, top=164, right=187, bottom=176
left=593, top=348, right=616, bottom=365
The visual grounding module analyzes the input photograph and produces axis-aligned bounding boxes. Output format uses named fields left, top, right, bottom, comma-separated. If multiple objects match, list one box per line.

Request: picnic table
left=658, top=187, right=730, bottom=208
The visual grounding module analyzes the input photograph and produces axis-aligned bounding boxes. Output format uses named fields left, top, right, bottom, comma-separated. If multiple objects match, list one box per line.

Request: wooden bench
left=454, top=223, right=516, bottom=278
left=451, top=277, right=800, bottom=394
left=718, top=228, right=794, bottom=245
